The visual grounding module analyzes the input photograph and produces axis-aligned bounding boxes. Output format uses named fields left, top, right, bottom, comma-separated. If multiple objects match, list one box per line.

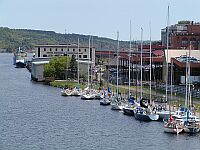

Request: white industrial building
left=34, top=44, right=95, bottom=65
left=31, top=61, right=49, bottom=81
left=31, top=44, right=96, bottom=81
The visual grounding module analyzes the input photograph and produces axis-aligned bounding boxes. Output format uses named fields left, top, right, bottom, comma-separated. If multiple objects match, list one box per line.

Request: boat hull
left=184, top=127, right=200, bottom=133
left=81, top=94, right=95, bottom=100
left=123, top=107, right=135, bottom=116
left=134, top=113, right=151, bottom=121
left=164, top=127, right=183, bottom=134
left=15, top=61, right=26, bottom=68
left=149, top=114, right=159, bottom=121
left=111, top=104, right=123, bottom=110
left=100, top=99, right=111, bottom=105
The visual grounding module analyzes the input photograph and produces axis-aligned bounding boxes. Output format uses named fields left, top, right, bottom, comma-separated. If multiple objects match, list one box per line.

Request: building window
left=84, top=49, right=87, bottom=52
left=43, top=54, right=47, bottom=57
left=73, top=49, right=75, bottom=52
left=50, top=48, right=52, bottom=51
left=181, top=38, right=188, bottom=45
left=38, top=47, right=40, bottom=57
left=79, top=55, right=82, bottom=58
left=61, top=48, right=63, bottom=51
left=190, top=38, right=197, bottom=44
left=79, top=49, right=81, bottom=52
left=55, top=48, right=57, bottom=51
left=44, top=48, right=46, bottom=51
left=83, top=55, right=87, bottom=58
left=68, top=49, right=69, bottom=52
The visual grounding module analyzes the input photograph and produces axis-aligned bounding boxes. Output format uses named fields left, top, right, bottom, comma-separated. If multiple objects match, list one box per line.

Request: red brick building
left=161, top=21, right=200, bottom=50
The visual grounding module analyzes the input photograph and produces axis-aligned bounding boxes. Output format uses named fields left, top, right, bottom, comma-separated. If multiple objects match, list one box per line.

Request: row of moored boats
left=61, top=87, right=200, bottom=134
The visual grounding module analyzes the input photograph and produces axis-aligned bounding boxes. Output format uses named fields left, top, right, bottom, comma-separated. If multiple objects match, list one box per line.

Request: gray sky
left=0, top=0, right=199, bottom=41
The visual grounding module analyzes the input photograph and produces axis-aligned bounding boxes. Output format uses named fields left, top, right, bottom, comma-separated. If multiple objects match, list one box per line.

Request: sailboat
left=61, top=57, right=72, bottom=96
left=134, top=26, right=159, bottom=121
left=61, top=30, right=72, bottom=96
left=123, top=21, right=137, bottom=116
left=71, top=38, right=82, bottom=96
left=182, top=48, right=200, bottom=133
left=81, top=35, right=95, bottom=100
left=100, top=88, right=111, bottom=105
left=163, top=6, right=183, bottom=134
left=111, top=32, right=124, bottom=110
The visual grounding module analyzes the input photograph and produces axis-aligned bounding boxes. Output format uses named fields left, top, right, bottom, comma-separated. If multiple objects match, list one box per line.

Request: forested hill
left=0, top=27, right=134, bottom=52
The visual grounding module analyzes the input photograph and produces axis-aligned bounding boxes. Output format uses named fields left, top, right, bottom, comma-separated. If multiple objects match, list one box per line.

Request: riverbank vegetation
left=43, top=55, right=78, bottom=80
left=0, top=27, right=133, bottom=52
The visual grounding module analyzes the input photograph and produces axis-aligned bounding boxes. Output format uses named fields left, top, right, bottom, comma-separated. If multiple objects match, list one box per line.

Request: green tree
left=44, top=56, right=71, bottom=80
left=68, top=54, right=77, bottom=79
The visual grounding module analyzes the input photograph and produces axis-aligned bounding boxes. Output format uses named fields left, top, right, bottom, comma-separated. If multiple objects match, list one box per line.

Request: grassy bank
left=49, top=80, right=100, bottom=90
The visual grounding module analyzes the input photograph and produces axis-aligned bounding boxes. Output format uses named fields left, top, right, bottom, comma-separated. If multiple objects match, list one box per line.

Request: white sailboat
left=111, top=32, right=124, bottom=110
left=134, top=26, right=159, bottom=121
left=71, top=38, right=82, bottom=96
left=163, top=6, right=183, bottom=134
left=182, top=47, right=200, bottom=133
left=61, top=29, right=72, bottom=96
left=123, top=20, right=137, bottom=115
left=81, top=35, right=95, bottom=100
left=100, top=88, right=111, bottom=105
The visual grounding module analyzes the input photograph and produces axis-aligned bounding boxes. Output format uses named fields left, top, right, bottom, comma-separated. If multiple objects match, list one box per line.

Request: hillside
left=0, top=27, right=133, bottom=52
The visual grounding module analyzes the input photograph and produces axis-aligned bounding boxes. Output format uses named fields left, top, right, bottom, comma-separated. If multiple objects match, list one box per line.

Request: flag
left=107, top=86, right=111, bottom=93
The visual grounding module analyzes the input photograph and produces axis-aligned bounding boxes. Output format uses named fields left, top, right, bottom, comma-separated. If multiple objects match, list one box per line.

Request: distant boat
left=134, top=28, right=159, bottom=121
left=81, top=89, right=95, bottom=100
left=135, top=106, right=159, bottom=121
left=123, top=97, right=138, bottom=116
left=71, top=87, right=82, bottom=96
left=111, top=32, right=124, bottom=110
left=100, top=89, right=111, bottom=105
left=163, top=114, right=183, bottom=134
left=13, top=47, right=27, bottom=68
left=95, top=89, right=104, bottom=100
left=81, top=36, right=95, bottom=100
left=61, top=88, right=72, bottom=96
left=183, top=113, right=200, bottom=134
left=100, top=98, right=111, bottom=105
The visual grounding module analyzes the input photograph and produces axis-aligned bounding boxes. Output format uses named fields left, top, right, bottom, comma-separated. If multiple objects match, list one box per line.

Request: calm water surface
left=0, top=53, right=200, bottom=150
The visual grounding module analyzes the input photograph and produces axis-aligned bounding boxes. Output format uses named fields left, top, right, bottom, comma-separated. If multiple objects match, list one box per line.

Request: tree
left=68, top=54, right=77, bottom=79
left=44, top=56, right=71, bottom=80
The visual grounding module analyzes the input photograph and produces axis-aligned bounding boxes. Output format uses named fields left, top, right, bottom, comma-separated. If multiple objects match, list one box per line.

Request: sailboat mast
left=188, top=43, right=191, bottom=109
left=185, top=52, right=188, bottom=108
left=140, top=28, right=143, bottom=99
left=77, top=38, right=80, bottom=86
left=91, top=36, right=93, bottom=89
left=165, top=5, right=170, bottom=106
left=117, top=32, right=119, bottom=96
left=88, top=35, right=91, bottom=88
left=129, top=20, right=132, bottom=98
left=170, top=59, right=173, bottom=111
left=149, top=23, right=152, bottom=104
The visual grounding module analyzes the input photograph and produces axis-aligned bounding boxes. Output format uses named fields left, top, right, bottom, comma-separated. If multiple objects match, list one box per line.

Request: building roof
left=172, top=58, right=200, bottom=68
left=164, top=49, right=200, bottom=63
left=152, top=50, right=164, bottom=56
left=76, top=60, right=94, bottom=64
left=32, top=61, right=49, bottom=65
left=35, top=44, right=95, bottom=49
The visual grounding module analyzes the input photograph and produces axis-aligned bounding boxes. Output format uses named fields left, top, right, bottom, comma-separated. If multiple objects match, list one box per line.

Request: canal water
left=0, top=53, right=199, bottom=150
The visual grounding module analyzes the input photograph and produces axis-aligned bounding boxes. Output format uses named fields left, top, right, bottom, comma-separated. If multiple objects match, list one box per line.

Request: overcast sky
left=0, top=0, right=200, bottom=41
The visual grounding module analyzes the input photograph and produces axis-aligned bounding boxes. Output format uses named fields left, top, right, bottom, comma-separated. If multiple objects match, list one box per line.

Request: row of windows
left=41, top=48, right=92, bottom=52
left=42, top=54, right=88, bottom=58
